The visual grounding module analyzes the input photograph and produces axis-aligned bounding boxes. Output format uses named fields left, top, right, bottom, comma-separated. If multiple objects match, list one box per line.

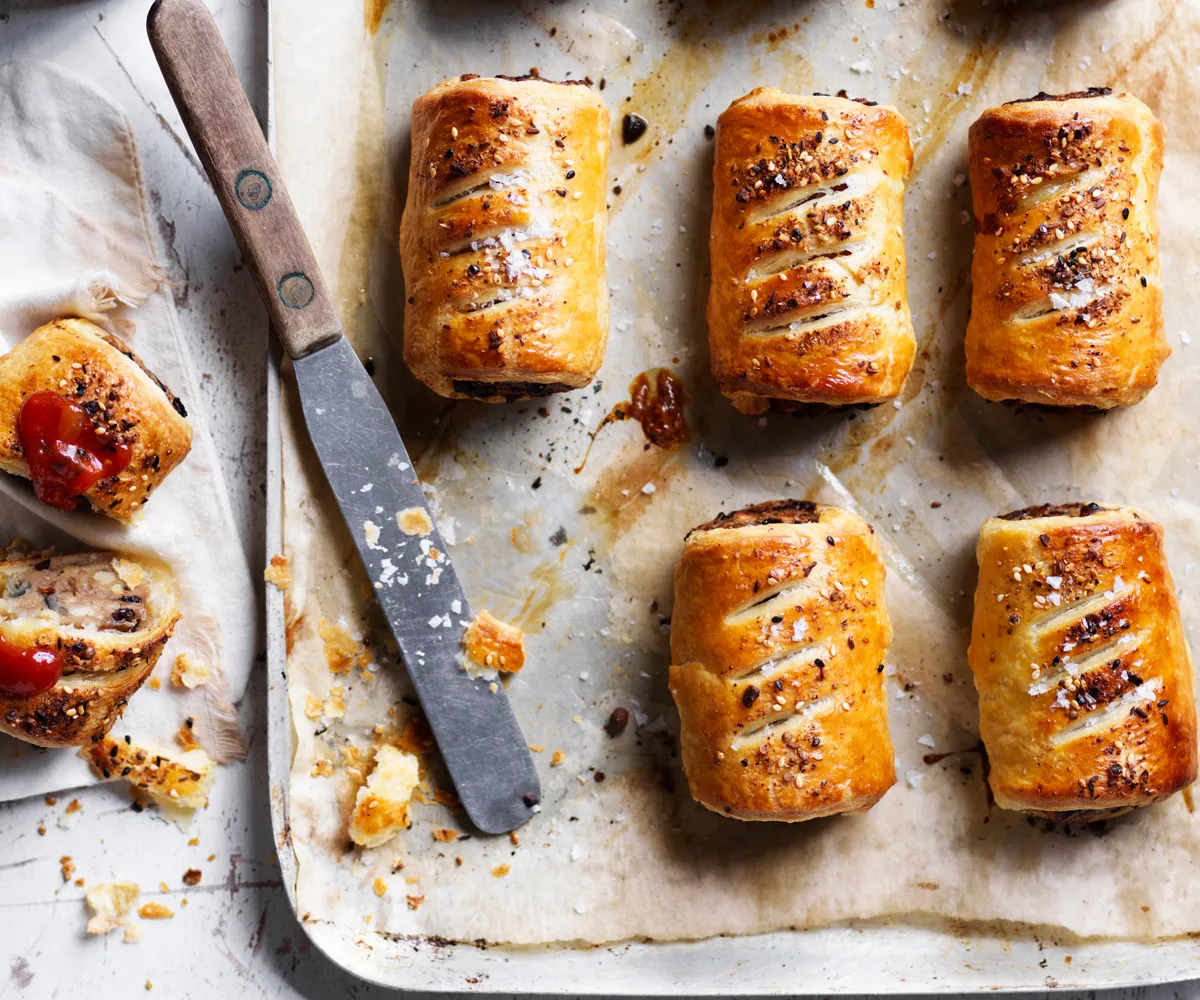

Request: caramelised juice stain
left=365, top=0, right=390, bottom=35
left=605, top=9, right=750, bottom=215
left=574, top=367, right=689, bottom=473
left=897, top=22, right=1009, bottom=182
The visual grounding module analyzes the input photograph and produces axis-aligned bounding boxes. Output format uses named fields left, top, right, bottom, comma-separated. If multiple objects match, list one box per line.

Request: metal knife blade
left=292, top=339, right=541, bottom=834
left=145, top=0, right=540, bottom=836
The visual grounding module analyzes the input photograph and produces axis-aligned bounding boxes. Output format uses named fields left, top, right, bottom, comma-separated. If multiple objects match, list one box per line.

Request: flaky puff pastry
left=707, top=89, right=915, bottom=414
left=669, top=500, right=896, bottom=821
left=0, top=552, right=180, bottom=747
left=968, top=503, right=1197, bottom=821
left=400, top=75, right=610, bottom=402
left=0, top=318, right=192, bottom=519
left=965, top=90, right=1167, bottom=408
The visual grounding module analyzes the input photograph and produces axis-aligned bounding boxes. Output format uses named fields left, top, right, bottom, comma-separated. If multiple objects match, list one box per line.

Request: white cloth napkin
left=0, top=61, right=257, bottom=799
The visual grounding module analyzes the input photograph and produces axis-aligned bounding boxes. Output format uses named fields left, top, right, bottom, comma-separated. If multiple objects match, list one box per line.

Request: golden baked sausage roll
left=0, top=552, right=180, bottom=747
left=968, top=503, right=1197, bottom=821
left=707, top=89, right=915, bottom=414
left=400, top=74, right=610, bottom=402
left=669, top=500, right=896, bottom=821
left=965, top=90, right=1167, bottom=408
left=0, top=318, right=192, bottom=519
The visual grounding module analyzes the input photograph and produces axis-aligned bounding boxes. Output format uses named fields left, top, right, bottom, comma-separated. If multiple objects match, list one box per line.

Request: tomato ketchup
left=0, top=632, right=62, bottom=696
left=17, top=391, right=131, bottom=510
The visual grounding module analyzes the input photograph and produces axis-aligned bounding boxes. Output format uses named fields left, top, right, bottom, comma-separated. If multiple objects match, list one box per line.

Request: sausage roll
left=707, top=89, right=915, bottom=414
left=0, top=552, right=180, bottom=747
left=968, top=503, right=1197, bottom=821
left=0, top=318, right=192, bottom=519
left=400, top=75, right=610, bottom=402
left=669, top=500, right=896, bottom=821
left=965, top=90, right=1167, bottom=408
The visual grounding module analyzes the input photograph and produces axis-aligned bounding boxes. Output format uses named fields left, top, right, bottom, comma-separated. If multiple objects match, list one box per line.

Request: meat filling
left=0, top=557, right=151, bottom=633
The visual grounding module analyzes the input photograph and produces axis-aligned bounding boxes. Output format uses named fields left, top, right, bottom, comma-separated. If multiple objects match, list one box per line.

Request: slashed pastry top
left=968, top=503, right=1197, bottom=820
left=669, top=500, right=896, bottom=821
left=0, top=317, right=192, bottom=519
left=400, top=74, right=610, bottom=402
left=707, top=89, right=915, bottom=413
left=965, top=90, right=1167, bottom=408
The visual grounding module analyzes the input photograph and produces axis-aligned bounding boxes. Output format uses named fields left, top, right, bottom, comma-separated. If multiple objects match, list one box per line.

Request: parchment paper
left=0, top=62, right=256, bottom=797
left=274, top=0, right=1200, bottom=946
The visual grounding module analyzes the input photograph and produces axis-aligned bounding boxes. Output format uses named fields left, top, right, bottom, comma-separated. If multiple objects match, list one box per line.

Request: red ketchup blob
left=18, top=391, right=132, bottom=510
left=0, top=632, right=63, bottom=696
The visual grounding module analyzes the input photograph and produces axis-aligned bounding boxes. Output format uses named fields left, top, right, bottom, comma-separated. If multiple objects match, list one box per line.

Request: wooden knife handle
left=147, top=0, right=341, bottom=359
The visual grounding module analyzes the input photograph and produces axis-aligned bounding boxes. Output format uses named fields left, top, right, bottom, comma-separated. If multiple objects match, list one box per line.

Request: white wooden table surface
left=0, top=2, right=1197, bottom=997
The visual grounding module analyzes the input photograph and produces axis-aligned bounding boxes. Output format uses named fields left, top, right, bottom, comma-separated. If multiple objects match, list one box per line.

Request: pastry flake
left=348, top=744, right=420, bottom=849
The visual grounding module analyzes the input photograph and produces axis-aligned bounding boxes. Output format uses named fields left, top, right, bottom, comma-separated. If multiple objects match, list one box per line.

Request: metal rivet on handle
left=234, top=168, right=272, bottom=210
left=277, top=272, right=315, bottom=310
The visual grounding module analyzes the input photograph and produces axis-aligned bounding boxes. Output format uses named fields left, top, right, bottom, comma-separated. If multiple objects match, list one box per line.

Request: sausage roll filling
left=0, top=552, right=180, bottom=747
left=669, top=500, right=896, bottom=821
left=707, top=89, right=915, bottom=414
left=400, top=75, right=610, bottom=402
left=965, top=90, right=1167, bottom=408
left=968, top=503, right=1197, bottom=821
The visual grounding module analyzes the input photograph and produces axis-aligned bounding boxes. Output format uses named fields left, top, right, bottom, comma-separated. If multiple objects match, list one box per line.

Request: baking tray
left=265, top=0, right=1200, bottom=991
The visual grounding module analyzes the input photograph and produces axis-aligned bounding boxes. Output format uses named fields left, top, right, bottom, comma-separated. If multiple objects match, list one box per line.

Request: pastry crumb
left=491, top=864, right=510, bottom=878
left=396, top=507, right=434, bottom=536
left=310, top=758, right=334, bottom=778
left=183, top=869, right=202, bottom=887
left=124, top=921, right=142, bottom=944
left=146, top=677, right=161, bottom=691
left=528, top=744, right=544, bottom=752
left=461, top=611, right=526, bottom=677
left=112, top=558, right=146, bottom=589
left=348, top=745, right=419, bottom=849
left=137, top=902, right=174, bottom=920
left=60, top=856, right=75, bottom=882
left=171, top=653, right=213, bottom=689
left=406, top=894, right=425, bottom=910
left=86, top=880, right=139, bottom=935
left=263, top=553, right=292, bottom=590
left=551, top=749, right=566, bottom=767
left=326, top=685, right=346, bottom=718
left=373, top=877, right=388, bottom=897
left=176, top=720, right=200, bottom=751
left=432, top=828, right=459, bottom=843
left=318, top=620, right=364, bottom=674
left=303, top=695, right=324, bottom=719
left=84, top=738, right=215, bottom=821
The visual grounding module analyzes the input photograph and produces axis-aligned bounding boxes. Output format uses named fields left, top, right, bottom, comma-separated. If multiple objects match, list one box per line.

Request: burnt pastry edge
left=998, top=501, right=1125, bottom=521
left=1005, top=87, right=1113, bottom=105
left=94, top=328, right=188, bottom=419
left=450, top=379, right=575, bottom=402
left=687, top=499, right=821, bottom=536
left=460, top=73, right=593, bottom=88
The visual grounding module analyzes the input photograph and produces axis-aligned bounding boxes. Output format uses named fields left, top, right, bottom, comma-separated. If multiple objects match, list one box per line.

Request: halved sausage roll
left=0, top=317, right=192, bottom=519
left=707, top=89, right=915, bottom=414
left=965, top=90, right=1167, bottom=408
left=669, top=500, right=896, bottom=821
left=0, top=552, right=180, bottom=747
left=400, top=74, right=610, bottom=402
left=968, top=503, right=1197, bottom=820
